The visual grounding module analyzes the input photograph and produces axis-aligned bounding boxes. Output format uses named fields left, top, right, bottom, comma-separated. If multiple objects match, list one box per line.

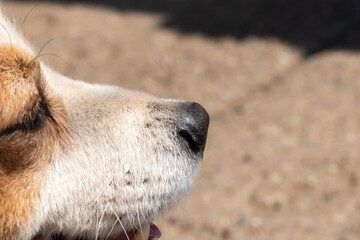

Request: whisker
left=137, top=214, right=145, bottom=240
left=35, top=52, right=73, bottom=69
left=95, top=201, right=110, bottom=240
left=35, top=36, right=64, bottom=59
left=129, top=212, right=137, bottom=232
left=117, top=216, right=130, bottom=240
left=105, top=219, right=119, bottom=240
left=94, top=179, right=113, bottom=203
left=177, top=201, right=193, bottom=219
left=104, top=198, right=121, bottom=240
left=20, top=1, right=39, bottom=29
left=45, top=231, right=54, bottom=240
left=106, top=200, right=130, bottom=240
left=94, top=180, right=113, bottom=239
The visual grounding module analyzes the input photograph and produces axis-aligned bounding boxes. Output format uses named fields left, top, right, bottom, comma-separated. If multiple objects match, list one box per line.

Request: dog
left=0, top=7, right=209, bottom=240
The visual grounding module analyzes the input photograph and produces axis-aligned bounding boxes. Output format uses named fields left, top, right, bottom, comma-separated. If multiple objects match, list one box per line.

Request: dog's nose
left=177, top=102, right=210, bottom=155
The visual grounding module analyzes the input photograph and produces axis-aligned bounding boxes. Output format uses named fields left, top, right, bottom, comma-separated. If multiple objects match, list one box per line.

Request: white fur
left=0, top=8, right=202, bottom=240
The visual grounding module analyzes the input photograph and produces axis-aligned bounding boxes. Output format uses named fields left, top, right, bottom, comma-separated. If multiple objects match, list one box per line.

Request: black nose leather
left=177, top=102, right=210, bottom=155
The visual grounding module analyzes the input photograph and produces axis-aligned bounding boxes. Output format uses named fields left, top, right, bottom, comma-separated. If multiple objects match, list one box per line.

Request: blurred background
left=4, top=0, right=360, bottom=239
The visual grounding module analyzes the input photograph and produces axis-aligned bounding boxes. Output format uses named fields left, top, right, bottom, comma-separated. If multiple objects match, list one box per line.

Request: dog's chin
left=33, top=222, right=161, bottom=240
left=109, top=222, right=161, bottom=240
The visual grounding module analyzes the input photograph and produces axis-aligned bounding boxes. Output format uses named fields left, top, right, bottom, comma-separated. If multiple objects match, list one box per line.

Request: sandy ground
left=4, top=1, right=360, bottom=239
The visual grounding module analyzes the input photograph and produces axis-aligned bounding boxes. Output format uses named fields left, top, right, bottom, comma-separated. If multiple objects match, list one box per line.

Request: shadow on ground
left=12, top=0, right=360, bottom=54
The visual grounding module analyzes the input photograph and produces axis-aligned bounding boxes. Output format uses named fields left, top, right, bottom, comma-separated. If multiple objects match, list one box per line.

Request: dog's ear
left=0, top=45, right=42, bottom=133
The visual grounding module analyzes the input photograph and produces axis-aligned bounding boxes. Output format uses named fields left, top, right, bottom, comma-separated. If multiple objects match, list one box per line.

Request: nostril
left=176, top=102, right=210, bottom=155
left=178, top=129, right=201, bottom=154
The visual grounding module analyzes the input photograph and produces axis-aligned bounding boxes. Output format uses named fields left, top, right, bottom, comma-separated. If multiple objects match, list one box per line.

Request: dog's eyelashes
left=0, top=100, right=52, bottom=136
left=23, top=105, right=46, bottom=130
left=23, top=97, right=54, bottom=131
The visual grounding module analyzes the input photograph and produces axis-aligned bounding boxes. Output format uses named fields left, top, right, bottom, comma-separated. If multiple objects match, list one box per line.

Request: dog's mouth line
left=33, top=222, right=161, bottom=240
left=109, top=222, right=161, bottom=240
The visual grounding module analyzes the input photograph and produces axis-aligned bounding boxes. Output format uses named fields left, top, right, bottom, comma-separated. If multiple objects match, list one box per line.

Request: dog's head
left=0, top=13, right=209, bottom=240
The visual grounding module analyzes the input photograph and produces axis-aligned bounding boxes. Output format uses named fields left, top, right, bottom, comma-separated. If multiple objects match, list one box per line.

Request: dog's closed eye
left=22, top=104, right=47, bottom=130
left=0, top=98, right=52, bottom=136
